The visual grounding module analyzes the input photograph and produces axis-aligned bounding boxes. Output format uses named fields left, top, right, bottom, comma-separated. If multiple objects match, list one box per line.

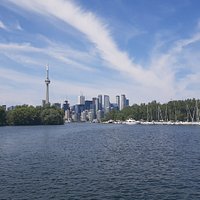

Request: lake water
left=0, top=123, right=200, bottom=199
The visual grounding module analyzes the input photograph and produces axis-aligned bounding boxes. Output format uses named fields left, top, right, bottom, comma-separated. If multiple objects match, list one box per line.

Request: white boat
left=125, top=119, right=140, bottom=125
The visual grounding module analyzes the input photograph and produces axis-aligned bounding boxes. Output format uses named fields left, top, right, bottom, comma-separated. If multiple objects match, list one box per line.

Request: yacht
left=125, top=119, right=140, bottom=125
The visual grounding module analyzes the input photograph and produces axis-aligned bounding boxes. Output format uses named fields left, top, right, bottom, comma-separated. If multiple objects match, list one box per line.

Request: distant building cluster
left=62, top=94, right=129, bottom=122
left=0, top=105, right=15, bottom=111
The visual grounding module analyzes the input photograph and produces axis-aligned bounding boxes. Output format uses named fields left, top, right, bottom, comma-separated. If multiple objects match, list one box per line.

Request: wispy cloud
left=15, top=21, right=23, bottom=30
left=149, top=30, right=200, bottom=100
left=6, top=0, right=164, bottom=86
left=0, top=20, right=8, bottom=30
left=2, top=0, right=200, bottom=105
left=0, top=19, right=23, bottom=31
left=0, top=41, right=97, bottom=72
left=0, top=42, right=40, bottom=52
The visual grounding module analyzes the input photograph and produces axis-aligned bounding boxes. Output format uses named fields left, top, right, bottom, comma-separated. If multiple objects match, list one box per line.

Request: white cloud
left=0, top=41, right=97, bottom=72
left=3, top=0, right=200, bottom=105
left=0, top=19, right=22, bottom=31
left=0, top=42, right=39, bottom=52
left=15, top=21, right=23, bottom=30
left=2, top=0, right=181, bottom=106
left=6, top=0, right=167, bottom=88
left=0, top=20, right=8, bottom=30
left=149, top=31, right=200, bottom=100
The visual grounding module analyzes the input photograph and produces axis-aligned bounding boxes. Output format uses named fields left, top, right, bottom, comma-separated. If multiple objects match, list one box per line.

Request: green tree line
left=0, top=105, right=64, bottom=126
left=105, top=99, right=200, bottom=122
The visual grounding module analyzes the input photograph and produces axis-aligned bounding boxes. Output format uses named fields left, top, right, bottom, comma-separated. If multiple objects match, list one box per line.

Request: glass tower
left=104, top=95, right=110, bottom=114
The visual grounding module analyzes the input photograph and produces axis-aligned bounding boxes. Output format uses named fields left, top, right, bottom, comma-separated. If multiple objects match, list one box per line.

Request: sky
left=1, top=0, right=200, bottom=107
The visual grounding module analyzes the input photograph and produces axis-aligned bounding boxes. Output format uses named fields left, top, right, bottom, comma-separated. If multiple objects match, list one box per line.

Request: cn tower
left=45, top=65, right=50, bottom=104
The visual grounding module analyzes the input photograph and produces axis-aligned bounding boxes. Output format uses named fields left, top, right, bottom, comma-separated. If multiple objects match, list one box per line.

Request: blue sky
left=1, top=0, right=200, bottom=106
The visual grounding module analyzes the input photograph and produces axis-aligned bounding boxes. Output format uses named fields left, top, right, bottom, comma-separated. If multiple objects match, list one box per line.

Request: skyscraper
left=126, top=99, right=129, bottom=107
left=104, top=95, right=110, bottom=114
left=92, top=97, right=99, bottom=118
left=94, top=98, right=99, bottom=113
left=98, top=94, right=102, bottom=110
left=62, top=100, right=70, bottom=111
left=85, top=100, right=93, bottom=110
left=116, top=95, right=120, bottom=110
left=45, top=65, right=50, bottom=105
left=121, top=94, right=126, bottom=110
left=78, top=95, right=85, bottom=105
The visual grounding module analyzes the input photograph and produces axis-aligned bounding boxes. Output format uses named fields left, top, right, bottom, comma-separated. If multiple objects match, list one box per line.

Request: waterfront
left=0, top=124, right=200, bottom=199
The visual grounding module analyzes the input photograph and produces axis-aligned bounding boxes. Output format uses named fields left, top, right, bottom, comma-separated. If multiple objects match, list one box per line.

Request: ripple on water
left=0, top=124, right=200, bottom=199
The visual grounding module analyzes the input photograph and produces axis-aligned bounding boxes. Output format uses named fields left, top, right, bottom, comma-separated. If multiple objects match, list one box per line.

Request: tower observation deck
left=45, top=65, right=50, bottom=105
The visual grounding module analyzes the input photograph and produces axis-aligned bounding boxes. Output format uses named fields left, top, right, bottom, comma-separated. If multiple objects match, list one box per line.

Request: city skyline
left=63, top=93, right=129, bottom=122
left=1, top=0, right=200, bottom=106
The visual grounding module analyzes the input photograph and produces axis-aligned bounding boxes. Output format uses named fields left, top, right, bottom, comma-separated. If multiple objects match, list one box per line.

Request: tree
left=6, top=105, right=64, bottom=126
left=103, top=109, right=118, bottom=121
left=6, top=105, right=41, bottom=125
left=40, top=108, right=64, bottom=125
left=104, top=98, right=200, bottom=122
left=0, top=106, right=6, bottom=126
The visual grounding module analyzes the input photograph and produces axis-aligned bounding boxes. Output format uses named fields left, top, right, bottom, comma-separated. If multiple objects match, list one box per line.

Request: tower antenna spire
left=46, top=64, right=49, bottom=79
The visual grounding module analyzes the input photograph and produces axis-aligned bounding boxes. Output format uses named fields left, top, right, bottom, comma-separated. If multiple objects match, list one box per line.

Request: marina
left=103, top=119, right=200, bottom=126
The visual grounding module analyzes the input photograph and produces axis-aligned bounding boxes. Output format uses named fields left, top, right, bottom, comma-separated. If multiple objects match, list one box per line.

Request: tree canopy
left=5, top=105, right=64, bottom=126
left=41, top=107, right=64, bottom=125
left=104, top=99, right=200, bottom=122
left=0, top=106, right=6, bottom=126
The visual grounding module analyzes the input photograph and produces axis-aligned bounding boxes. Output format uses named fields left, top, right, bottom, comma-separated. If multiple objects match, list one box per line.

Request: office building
left=104, top=95, right=110, bottom=114
left=72, top=112, right=78, bottom=122
left=42, top=100, right=46, bottom=107
left=116, top=95, right=120, bottom=110
left=52, top=103, right=61, bottom=109
left=126, top=99, right=129, bottom=107
left=75, top=104, right=85, bottom=115
left=78, top=95, right=85, bottom=105
left=1, top=105, right=6, bottom=110
left=97, top=110, right=103, bottom=122
left=94, top=98, right=99, bottom=113
left=64, top=110, right=71, bottom=121
left=110, top=103, right=119, bottom=111
left=121, top=94, right=126, bottom=110
left=7, top=106, right=15, bottom=111
left=62, top=100, right=70, bottom=111
left=88, top=109, right=95, bottom=122
left=98, top=95, right=102, bottom=110
left=81, top=111, right=87, bottom=122
left=85, top=100, right=93, bottom=110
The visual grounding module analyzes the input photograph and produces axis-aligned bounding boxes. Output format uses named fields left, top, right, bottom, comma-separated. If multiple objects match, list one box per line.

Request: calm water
left=0, top=124, right=200, bottom=200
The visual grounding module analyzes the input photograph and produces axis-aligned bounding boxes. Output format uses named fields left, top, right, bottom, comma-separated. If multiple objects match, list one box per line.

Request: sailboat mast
left=174, top=102, right=177, bottom=122
left=196, top=100, right=199, bottom=122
